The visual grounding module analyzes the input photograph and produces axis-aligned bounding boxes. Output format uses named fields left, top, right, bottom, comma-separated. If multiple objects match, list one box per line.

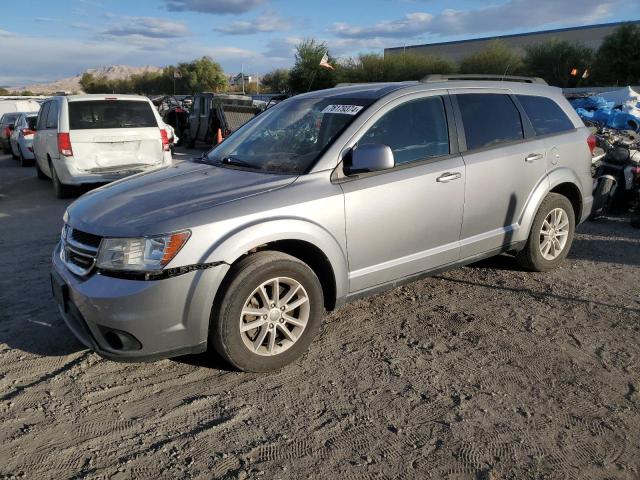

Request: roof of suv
left=62, top=94, right=152, bottom=102
left=302, top=79, right=561, bottom=101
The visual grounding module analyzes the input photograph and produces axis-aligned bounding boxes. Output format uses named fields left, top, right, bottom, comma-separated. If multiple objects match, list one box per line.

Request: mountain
left=13, top=65, right=162, bottom=94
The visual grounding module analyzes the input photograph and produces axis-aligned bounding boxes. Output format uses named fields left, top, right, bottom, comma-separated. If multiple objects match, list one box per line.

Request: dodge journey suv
left=52, top=75, right=594, bottom=372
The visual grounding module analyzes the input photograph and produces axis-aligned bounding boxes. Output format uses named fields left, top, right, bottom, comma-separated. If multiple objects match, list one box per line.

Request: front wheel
left=211, top=251, right=324, bottom=372
left=516, top=193, right=575, bottom=272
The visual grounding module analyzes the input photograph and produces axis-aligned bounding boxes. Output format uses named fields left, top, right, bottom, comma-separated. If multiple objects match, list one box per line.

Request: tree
left=338, top=52, right=455, bottom=83
left=177, top=56, right=227, bottom=94
left=0, top=87, right=9, bottom=95
left=523, top=40, right=594, bottom=87
left=458, top=41, right=523, bottom=76
left=592, top=23, right=640, bottom=85
left=261, top=69, right=290, bottom=93
left=288, top=39, right=337, bottom=93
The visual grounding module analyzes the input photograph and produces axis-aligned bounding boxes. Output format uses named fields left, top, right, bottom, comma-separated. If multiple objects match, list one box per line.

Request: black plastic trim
left=97, top=261, right=225, bottom=281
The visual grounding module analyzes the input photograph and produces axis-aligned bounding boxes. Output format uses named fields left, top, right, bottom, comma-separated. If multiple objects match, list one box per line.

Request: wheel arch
left=199, top=219, right=349, bottom=311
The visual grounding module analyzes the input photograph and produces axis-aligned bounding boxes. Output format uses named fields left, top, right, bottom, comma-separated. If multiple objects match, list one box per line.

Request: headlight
left=96, top=230, right=190, bottom=272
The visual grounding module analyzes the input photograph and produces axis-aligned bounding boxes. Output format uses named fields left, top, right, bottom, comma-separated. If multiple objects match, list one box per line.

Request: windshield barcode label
left=321, top=104, right=363, bottom=115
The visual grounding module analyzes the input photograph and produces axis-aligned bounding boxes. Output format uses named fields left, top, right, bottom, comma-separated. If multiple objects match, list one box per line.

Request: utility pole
left=241, top=63, right=245, bottom=95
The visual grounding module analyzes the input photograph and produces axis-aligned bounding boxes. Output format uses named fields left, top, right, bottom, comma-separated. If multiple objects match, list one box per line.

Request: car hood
left=66, top=161, right=297, bottom=237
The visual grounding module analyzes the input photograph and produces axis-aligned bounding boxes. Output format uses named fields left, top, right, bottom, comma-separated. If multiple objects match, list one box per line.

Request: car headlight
left=96, top=230, right=190, bottom=272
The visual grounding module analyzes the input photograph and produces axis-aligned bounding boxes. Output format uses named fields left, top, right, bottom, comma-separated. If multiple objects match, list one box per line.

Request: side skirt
left=336, top=241, right=526, bottom=307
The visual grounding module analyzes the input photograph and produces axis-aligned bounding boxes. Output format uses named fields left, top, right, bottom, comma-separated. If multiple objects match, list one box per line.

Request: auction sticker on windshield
left=321, top=104, right=364, bottom=115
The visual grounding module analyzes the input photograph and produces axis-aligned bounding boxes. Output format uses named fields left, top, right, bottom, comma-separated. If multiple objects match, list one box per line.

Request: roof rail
left=421, top=74, right=547, bottom=85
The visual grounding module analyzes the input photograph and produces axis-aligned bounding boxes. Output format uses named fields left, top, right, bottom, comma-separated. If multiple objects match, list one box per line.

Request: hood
left=66, top=160, right=297, bottom=236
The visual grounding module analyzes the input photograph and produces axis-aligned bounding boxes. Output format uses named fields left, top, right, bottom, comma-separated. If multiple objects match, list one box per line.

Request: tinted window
left=517, top=95, right=574, bottom=136
left=46, top=101, right=59, bottom=129
left=38, top=102, right=50, bottom=130
left=359, top=97, right=449, bottom=165
left=26, top=116, right=38, bottom=129
left=457, top=94, right=523, bottom=150
left=68, top=100, right=158, bottom=130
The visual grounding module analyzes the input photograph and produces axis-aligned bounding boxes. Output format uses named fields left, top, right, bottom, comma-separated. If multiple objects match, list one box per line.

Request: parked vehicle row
left=9, top=112, right=39, bottom=166
left=51, top=76, right=593, bottom=372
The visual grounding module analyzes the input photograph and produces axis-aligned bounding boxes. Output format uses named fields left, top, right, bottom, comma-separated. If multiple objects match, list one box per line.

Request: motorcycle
left=591, top=129, right=640, bottom=222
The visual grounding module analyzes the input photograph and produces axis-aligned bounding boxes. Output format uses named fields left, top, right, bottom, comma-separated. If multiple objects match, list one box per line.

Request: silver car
left=51, top=76, right=594, bottom=372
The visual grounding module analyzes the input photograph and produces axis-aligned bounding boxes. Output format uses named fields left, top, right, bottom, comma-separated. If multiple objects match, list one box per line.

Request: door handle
left=436, top=172, right=462, bottom=183
left=525, top=153, right=544, bottom=162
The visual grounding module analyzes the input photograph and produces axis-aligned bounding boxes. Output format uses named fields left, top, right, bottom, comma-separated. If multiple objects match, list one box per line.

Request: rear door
left=67, top=99, right=162, bottom=171
left=33, top=101, right=50, bottom=171
left=453, top=91, right=549, bottom=258
left=197, top=95, right=210, bottom=141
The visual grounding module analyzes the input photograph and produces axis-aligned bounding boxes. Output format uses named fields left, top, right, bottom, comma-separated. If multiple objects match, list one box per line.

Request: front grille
left=70, top=229, right=102, bottom=249
left=62, top=227, right=102, bottom=276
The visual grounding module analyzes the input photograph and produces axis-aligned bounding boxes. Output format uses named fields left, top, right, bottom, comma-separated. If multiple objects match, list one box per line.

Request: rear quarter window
left=456, top=94, right=524, bottom=150
left=516, top=95, right=575, bottom=136
left=69, top=100, right=158, bottom=130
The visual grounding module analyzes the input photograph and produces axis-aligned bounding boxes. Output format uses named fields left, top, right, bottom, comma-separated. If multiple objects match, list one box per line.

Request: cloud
left=214, top=13, right=290, bottom=34
left=165, top=0, right=264, bottom=14
left=263, top=37, right=301, bottom=59
left=0, top=29, right=13, bottom=37
left=332, top=0, right=619, bottom=39
left=103, top=16, right=189, bottom=38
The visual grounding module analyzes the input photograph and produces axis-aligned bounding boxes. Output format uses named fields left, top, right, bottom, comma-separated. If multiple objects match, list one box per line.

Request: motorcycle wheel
left=590, top=176, right=616, bottom=220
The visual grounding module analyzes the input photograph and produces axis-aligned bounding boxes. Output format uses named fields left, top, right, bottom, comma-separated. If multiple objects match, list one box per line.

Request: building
left=384, top=21, right=640, bottom=62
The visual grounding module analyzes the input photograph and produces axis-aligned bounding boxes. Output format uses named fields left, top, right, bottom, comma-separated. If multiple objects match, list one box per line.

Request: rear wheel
left=51, top=161, right=73, bottom=198
left=516, top=193, right=575, bottom=272
left=211, top=251, right=324, bottom=372
left=18, top=146, right=32, bottom=167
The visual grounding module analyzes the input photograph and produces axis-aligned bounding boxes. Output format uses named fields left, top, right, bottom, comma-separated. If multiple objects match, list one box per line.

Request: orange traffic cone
left=216, top=128, right=223, bottom=145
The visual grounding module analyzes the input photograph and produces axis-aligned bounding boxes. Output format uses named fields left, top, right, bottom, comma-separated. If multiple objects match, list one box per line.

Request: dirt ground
left=1, top=149, right=639, bottom=480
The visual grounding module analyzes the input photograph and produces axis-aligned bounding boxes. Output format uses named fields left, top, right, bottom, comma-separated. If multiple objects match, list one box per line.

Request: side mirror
left=346, top=143, right=395, bottom=175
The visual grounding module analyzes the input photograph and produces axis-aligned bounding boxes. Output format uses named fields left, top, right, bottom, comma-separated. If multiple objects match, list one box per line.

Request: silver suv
left=51, top=76, right=594, bottom=372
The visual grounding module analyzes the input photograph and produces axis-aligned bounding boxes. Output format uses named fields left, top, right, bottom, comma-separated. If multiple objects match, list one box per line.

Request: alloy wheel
left=539, top=207, right=570, bottom=260
left=239, top=276, right=310, bottom=356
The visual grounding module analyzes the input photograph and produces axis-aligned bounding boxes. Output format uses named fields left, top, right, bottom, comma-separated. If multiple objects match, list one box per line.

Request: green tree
left=0, top=87, right=9, bottom=95
left=288, top=39, right=337, bottom=93
left=338, top=52, right=455, bottom=83
left=523, top=40, right=594, bottom=87
left=177, top=56, right=227, bottom=94
left=592, top=23, right=640, bottom=85
left=458, top=41, right=523, bottom=76
left=261, top=68, right=290, bottom=93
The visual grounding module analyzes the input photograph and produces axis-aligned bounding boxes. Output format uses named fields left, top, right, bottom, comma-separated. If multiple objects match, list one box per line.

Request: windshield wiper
left=219, top=156, right=261, bottom=170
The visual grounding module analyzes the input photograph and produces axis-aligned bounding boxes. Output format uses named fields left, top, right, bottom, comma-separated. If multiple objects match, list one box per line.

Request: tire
left=211, top=251, right=324, bottom=372
left=18, top=146, right=32, bottom=167
left=516, top=193, right=575, bottom=272
left=35, top=159, right=48, bottom=180
left=590, top=176, right=616, bottom=220
left=51, top=161, right=73, bottom=199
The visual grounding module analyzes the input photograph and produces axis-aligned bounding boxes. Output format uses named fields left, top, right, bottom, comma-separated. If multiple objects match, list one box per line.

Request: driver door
left=340, top=94, right=466, bottom=293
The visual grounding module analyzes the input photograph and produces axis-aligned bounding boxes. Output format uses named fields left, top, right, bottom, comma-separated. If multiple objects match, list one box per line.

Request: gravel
left=1, top=151, right=639, bottom=479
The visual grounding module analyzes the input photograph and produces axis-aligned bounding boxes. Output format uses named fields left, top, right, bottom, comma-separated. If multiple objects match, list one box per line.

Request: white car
left=9, top=112, right=39, bottom=166
left=33, top=94, right=172, bottom=198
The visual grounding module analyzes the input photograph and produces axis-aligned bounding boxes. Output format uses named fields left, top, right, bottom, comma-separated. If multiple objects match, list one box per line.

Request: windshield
left=204, top=96, right=373, bottom=174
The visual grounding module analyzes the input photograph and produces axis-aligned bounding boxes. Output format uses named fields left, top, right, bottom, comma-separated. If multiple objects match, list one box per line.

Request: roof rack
left=421, top=74, right=547, bottom=85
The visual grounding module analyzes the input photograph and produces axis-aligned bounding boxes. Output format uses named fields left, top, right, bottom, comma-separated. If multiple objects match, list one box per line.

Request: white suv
left=33, top=95, right=172, bottom=198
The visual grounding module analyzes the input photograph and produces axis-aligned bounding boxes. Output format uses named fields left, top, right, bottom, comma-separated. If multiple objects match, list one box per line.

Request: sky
left=1, top=0, right=639, bottom=87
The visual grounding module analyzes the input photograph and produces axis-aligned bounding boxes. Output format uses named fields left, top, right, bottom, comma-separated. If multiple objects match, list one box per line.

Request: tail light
left=22, top=128, right=35, bottom=137
left=160, top=129, right=170, bottom=151
left=58, top=132, right=73, bottom=157
left=3, top=127, right=10, bottom=138
left=587, top=134, right=596, bottom=155
left=631, top=166, right=640, bottom=176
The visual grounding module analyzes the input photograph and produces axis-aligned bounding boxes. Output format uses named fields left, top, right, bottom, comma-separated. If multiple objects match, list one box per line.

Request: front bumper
left=52, top=242, right=229, bottom=362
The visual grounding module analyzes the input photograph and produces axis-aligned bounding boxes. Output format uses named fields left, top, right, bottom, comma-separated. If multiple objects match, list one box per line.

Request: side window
left=192, top=96, right=200, bottom=115
left=516, top=95, right=575, bottom=136
left=38, top=102, right=50, bottom=130
left=199, top=96, right=206, bottom=115
left=359, top=96, right=449, bottom=166
left=46, top=101, right=59, bottom=129
left=457, top=94, right=523, bottom=150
